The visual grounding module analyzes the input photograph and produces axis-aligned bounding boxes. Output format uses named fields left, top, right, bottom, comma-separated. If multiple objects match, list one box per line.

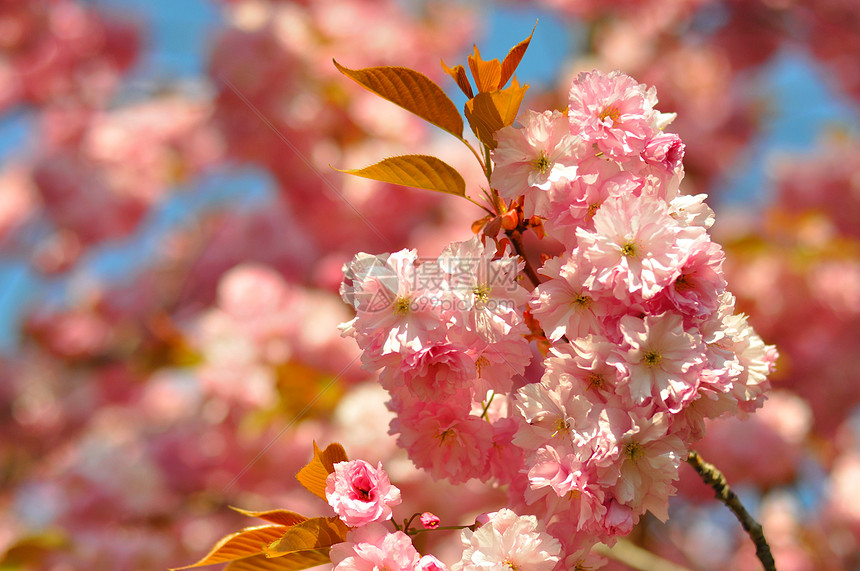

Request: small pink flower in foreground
left=452, top=508, right=561, bottom=571
left=325, top=459, right=401, bottom=527
left=420, top=512, right=441, bottom=529
left=330, top=522, right=419, bottom=571
left=417, top=554, right=448, bottom=571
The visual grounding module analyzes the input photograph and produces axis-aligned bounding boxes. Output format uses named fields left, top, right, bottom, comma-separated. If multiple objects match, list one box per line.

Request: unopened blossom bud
left=420, top=512, right=441, bottom=529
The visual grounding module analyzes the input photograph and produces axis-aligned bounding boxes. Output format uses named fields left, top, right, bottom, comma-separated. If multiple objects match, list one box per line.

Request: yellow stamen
left=599, top=106, right=621, bottom=123
left=625, top=441, right=644, bottom=462
left=393, top=296, right=411, bottom=315
left=643, top=350, right=662, bottom=368
left=532, top=150, right=551, bottom=174
left=621, top=242, right=638, bottom=258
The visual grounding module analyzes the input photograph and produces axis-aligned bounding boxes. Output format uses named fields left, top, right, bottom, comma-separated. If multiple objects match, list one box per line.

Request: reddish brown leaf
left=334, top=154, right=466, bottom=197
left=333, top=60, right=463, bottom=138
left=230, top=508, right=309, bottom=528
left=266, top=517, right=350, bottom=557
left=441, top=59, right=474, bottom=98
left=499, top=23, right=537, bottom=89
left=464, top=78, right=530, bottom=148
left=171, top=525, right=287, bottom=569
left=295, top=442, right=348, bottom=501
left=467, top=45, right=502, bottom=93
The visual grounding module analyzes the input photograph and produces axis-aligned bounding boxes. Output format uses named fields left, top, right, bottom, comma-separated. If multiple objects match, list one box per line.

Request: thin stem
left=483, top=144, right=493, bottom=184
left=480, top=391, right=496, bottom=420
left=686, top=450, right=776, bottom=571
left=465, top=194, right=495, bottom=216
left=402, top=512, right=420, bottom=534
left=505, top=229, right=542, bottom=288
left=407, top=524, right=473, bottom=536
left=463, top=139, right=486, bottom=173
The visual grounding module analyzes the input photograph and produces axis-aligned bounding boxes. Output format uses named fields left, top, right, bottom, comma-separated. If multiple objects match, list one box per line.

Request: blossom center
left=439, top=428, right=457, bottom=444
left=551, top=417, right=570, bottom=437
left=503, top=559, right=519, bottom=570
left=598, top=105, right=621, bottom=124
left=532, top=150, right=551, bottom=174
left=586, top=372, right=604, bottom=390
left=475, top=355, right=490, bottom=377
left=393, top=295, right=412, bottom=315
left=570, top=293, right=592, bottom=309
left=643, top=350, right=662, bottom=367
left=624, top=441, right=644, bottom=463
left=473, top=283, right=491, bottom=303
left=620, top=241, right=638, bottom=258
left=674, top=273, right=695, bottom=291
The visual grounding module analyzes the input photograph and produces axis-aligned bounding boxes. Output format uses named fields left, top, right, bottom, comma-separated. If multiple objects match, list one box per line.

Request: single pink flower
left=330, top=522, right=419, bottom=571
left=452, top=508, right=561, bottom=571
left=641, top=132, right=685, bottom=173
left=568, top=69, right=661, bottom=159
left=491, top=109, right=581, bottom=216
left=577, top=193, right=683, bottom=301
left=416, top=554, right=448, bottom=571
left=389, top=400, right=493, bottom=484
left=325, top=459, right=402, bottom=527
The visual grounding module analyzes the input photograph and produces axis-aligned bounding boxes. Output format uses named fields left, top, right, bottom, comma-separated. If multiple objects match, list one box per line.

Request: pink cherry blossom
left=576, top=193, right=683, bottom=300
left=568, top=70, right=662, bottom=159
left=491, top=109, right=581, bottom=217
left=330, top=522, right=420, bottom=571
left=380, top=342, right=475, bottom=401
left=389, top=399, right=493, bottom=484
left=325, top=459, right=402, bottom=527
left=452, top=508, right=561, bottom=571
left=417, top=554, right=448, bottom=571
left=614, top=312, right=704, bottom=411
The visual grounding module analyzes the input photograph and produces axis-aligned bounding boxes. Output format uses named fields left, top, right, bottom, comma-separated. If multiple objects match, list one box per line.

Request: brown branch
left=686, top=450, right=776, bottom=571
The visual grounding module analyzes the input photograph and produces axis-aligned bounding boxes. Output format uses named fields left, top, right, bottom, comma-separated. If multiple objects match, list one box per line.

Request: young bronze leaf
left=464, top=78, right=530, bottom=148
left=266, top=517, right=350, bottom=557
left=318, top=442, right=348, bottom=472
left=441, top=60, right=474, bottom=98
left=333, top=60, right=463, bottom=138
left=467, top=45, right=502, bottom=93
left=171, top=525, right=288, bottom=569
left=296, top=442, right=348, bottom=500
left=335, top=155, right=466, bottom=197
left=499, top=23, right=537, bottom=89
left=225, top=551, right=331, bottom=571
left=230, top=508, right=309, bottom=527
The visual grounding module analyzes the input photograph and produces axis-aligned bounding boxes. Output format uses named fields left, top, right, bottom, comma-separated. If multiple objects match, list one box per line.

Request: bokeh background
left=1, top=0, right=860, bottom=569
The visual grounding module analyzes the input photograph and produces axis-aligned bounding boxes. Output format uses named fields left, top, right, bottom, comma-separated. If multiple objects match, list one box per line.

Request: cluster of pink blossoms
left=339, top=69, right=777, bottom=565
left=325, top=459, right=561, bottom=570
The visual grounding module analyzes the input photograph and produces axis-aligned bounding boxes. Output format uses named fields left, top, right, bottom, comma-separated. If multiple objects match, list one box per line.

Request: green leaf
left=265, top=517, right=349, bottom=557
left=295, top=442, right=348, bottom=501
left=229, top=508, right=309, bottom=527
left=333, top=60, right=463, bottom=138
left=499, top=23, right=536, bottom=89
left=334, top=155, right=466, bottom=197
left=171, top=525, right=288, bottom=569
